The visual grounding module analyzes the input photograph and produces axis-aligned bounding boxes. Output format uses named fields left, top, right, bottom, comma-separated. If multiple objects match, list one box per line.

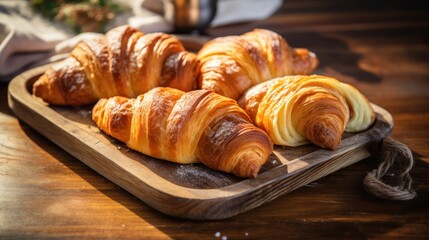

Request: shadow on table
left=279, top=31, right=382, bottom=83
left=208, top=27, right=382, bottom=83
left=0, top=82, right=14, bottom=116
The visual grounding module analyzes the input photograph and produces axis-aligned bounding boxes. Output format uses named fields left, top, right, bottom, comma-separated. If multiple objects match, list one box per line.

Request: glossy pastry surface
left=33, top=25, right=198, bottom=106
left=197, top=29, right=319, bottom=99
left=92, top=87, right=273, bottom=178
left=239, top=75, right=375, bottom=150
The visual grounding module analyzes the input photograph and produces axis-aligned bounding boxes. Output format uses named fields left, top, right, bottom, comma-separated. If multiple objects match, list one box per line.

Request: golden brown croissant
left=238, top=75, right=375, bottom=150
left=92, top=87, right=273, bottom=178
left=197, top=29, right=319, bottom=100
left=33, top=25, right=198, bottom=106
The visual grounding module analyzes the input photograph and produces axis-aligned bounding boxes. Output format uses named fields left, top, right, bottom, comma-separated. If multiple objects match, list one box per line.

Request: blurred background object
left=27, top=0, right=282, bottom=34
left=163, top=0, right=217, bottom=34
left=30, top=0, right=128, bottom=33
left=0, top=0, right=282, bottom=80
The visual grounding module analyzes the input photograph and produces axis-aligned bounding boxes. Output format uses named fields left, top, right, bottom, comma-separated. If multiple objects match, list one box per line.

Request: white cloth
left=0, top=1, right=70, bottom=78
left=0, top=0, right=281, bottom=81
left=212, top=0, right=282, bottom=27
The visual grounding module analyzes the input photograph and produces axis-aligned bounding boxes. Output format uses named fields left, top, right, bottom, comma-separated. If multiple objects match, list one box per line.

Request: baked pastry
left=92, top=87, right=273, bottom=178
left=238, top=75, right=375, bottom=150
left=197, top=29, right=319, bottom=99
left=33, top=25, right=198, bottom=106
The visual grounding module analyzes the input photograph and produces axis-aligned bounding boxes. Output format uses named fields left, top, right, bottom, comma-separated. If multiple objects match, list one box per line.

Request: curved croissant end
left=33, top=25, right=199, bottom=106
left=92, top=87, right=273, bottom=178
left=197, top=28, right=318, bottom=100
left=239, top=75, right=375, bottom=150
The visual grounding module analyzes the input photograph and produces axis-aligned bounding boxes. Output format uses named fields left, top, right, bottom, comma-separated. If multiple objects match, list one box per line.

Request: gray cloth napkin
left=0, top=0, right=281, bottom=81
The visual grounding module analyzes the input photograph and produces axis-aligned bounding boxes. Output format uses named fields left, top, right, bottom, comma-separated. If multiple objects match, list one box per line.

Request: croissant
left=238, top=75, right=375, bottom=150
left=197, top=28, right=319, bottom=100
left=33, top=25, right=198, bottom=106
left=92, top=87, right=273, bottom=178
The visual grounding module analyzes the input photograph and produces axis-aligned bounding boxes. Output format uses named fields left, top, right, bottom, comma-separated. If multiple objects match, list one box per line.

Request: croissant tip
left=248, top=170, right=258, bottom=179
left=238, top=157, right=262, bottom=178
left=313, top=130, right=342, bottom=151
left=309, top=51, right=319, bottom=70
left=32, top=77, right=45, bottom=97
left=33, top=76, right=58, bottom=104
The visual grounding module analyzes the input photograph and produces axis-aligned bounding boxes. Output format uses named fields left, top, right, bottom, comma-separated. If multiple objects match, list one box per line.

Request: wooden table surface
left=1, top=0, right=428, bottom=238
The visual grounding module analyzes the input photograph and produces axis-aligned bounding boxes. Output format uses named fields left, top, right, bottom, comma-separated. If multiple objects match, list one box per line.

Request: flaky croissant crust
left=197, top=28, right=319, bottom=100
left=33, top=25, right=199, bottom=106
left=92, top=87, right=273, bottom=178
left=239, top=75, right=375, bottom=150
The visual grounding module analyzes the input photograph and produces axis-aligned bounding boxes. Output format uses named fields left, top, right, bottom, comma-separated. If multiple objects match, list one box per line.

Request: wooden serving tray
left=8, top=64, right=393, bottom=220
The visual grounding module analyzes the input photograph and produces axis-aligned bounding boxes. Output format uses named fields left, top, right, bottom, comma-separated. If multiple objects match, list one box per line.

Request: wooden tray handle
left=364, top=137, right=417, bottom=200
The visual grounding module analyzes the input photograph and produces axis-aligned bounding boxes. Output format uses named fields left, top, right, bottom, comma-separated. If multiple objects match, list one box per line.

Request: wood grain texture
left=7, top=65, right=392, bottom=219
left=1, top=0, right=429, bottom=238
